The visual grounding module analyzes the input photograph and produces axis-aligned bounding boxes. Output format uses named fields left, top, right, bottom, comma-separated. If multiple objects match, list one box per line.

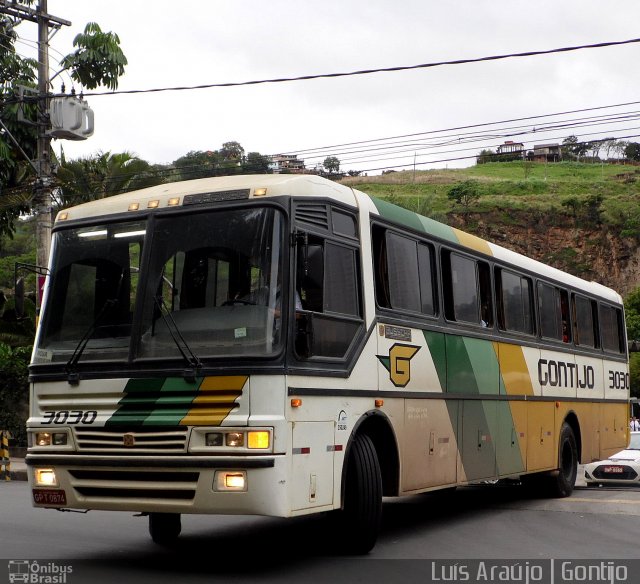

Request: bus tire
left=149, top=512, right=181, bottom=544
left=337, top=432, right=382, bottom=554
left=549, top=422, right=578, bottom=498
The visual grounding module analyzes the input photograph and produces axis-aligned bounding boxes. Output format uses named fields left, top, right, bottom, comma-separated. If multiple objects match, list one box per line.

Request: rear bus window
left=599, top=304, right=624, bottom=353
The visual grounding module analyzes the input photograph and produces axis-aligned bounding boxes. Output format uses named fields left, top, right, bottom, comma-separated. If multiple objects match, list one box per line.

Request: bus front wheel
left=149, top=512, right=181, bottom=544
left=336, top=432, right=382, bottom=554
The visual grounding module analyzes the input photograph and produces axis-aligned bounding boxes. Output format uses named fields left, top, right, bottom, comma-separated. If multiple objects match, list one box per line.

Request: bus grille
left=69, top=469, right=198, bottom=501
left=74, top=427, right=188, bottom=453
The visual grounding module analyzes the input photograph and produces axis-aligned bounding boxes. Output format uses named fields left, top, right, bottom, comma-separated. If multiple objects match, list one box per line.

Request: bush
left=0, top=343, right=30, bottom=446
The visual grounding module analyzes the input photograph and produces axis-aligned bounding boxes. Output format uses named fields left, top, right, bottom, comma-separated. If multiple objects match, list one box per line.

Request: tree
left=323, top=156, right=340, bottom=174
left=219, top=141, right=245, bottom=161
left=562, top=135, right=589, bottom=160
left=476, top=149, right=495, bottom=164
left=0, top=13, right=127, bottom=235
left=624, top=142, right=640, bottom=162
left=625, top=288, right=640, bottom=341
left=58, top=23, right=127, bottom=91
left=56, top=151, right=162, bottom=206
left=0, top=343, right=30, bottom=445
left=625, top=287, right=640, bottom=399
left=244, top=152, right=271, bottom=174
left=172, top=150, right=220, bottom=180
left=447, top=180, right=481, bottom=211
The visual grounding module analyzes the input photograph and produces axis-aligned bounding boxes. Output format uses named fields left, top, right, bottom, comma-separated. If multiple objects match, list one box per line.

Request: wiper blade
left=153, top=295, right=202, bottom=381
left=65, top=298, right=118, bottom=384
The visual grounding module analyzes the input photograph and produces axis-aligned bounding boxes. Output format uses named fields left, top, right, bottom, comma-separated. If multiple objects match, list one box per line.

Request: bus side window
left=443, top=250, right=492, bottom=327
left=600, top=304, right=624, bottom=353
left=538, top=282, right=571, bottom=343
left=295, top=232, right=362, bottom=359
left=496, top=268, right=534, bottom=335
left=573, top=294, right=598, bottom=348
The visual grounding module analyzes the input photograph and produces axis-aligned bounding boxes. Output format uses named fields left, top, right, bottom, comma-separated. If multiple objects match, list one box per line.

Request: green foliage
left=323, top=156, right=340, bottom=174
left=624, top=142, right=640, bottom=162
left=0, top=343, right=30, bottom=446
left=630, top=354, right=640, bottom=400
left=625, top=288, right=640, bottom=341
left=447, top=180, right=481, bottom=210
left=56, top=151, right=162, bottom=205
left=59, top=22, right=127, bottom=90
left=1, top=16, right=128, bottom=236
left=244, top=152, right=271, bottom=174
left=561, top=193, right=603, bottom=226
left=476, top=149, right=495, bottom=164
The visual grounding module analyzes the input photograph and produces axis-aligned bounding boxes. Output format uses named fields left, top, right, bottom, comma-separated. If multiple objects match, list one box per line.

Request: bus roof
left=55, top=174, right=358, bottom=223
left=55, top=174, right=622, bottom=304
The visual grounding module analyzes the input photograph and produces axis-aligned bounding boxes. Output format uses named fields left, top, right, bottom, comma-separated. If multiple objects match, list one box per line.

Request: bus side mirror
left=15, top=277, right=24, bottom=319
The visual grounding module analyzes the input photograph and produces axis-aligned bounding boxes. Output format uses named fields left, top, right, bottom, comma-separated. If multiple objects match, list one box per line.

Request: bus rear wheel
left=149, top=512, right=181, bottom=545
left=548, top=422, right=578, bottom=498
left=335, top=433, right=382, bottom=554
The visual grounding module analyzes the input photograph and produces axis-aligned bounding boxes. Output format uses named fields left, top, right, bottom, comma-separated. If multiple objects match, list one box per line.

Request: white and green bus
left=27, top=174, right=629, bottom=552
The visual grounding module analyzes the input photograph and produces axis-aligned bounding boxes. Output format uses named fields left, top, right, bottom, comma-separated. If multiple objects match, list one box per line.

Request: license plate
left=33, top=489, right=67, bottom=506
left=603, top=465, right=624, bottom=474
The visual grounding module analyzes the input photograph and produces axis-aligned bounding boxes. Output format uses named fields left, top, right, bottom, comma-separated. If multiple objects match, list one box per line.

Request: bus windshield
left=35, top=207, right=285, bottom=365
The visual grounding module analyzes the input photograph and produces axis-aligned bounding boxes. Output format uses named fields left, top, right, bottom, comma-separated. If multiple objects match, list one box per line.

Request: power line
left=284, top=100, right=640, bottom=156
left=73, top=38, right=640, bottom=98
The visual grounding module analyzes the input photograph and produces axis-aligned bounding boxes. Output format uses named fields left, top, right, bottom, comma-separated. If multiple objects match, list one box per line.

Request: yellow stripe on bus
left=180, top=375, right=248, bottom=426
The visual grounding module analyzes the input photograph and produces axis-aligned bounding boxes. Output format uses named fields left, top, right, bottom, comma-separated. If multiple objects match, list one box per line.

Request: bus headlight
left=34, top=468, right=58, bottom=487
left=195, top=429, right=272, bottom=452
left=225, top=432, right=244, bottom=447
left=35, top=432, right=68, bottom=447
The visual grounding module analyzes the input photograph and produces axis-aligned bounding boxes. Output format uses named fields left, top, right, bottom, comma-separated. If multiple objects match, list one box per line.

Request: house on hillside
left=531, top=143, right=562, bottom=162
left=269, top=154, right=306, bottom=173
left=497, top=141, right=525, bottom=156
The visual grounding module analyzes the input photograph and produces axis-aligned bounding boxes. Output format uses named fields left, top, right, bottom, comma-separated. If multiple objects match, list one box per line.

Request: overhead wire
left=68, top=38, right=640, bottom=98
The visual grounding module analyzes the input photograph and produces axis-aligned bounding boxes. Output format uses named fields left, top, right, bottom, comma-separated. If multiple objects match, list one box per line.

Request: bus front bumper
left=26, top=454, right=292, bottom=516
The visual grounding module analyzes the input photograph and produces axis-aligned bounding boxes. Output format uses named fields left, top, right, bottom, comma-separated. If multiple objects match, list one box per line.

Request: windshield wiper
left=153, top=295, right=202, bottom=381
left=65, top=298, right=118, bottom=385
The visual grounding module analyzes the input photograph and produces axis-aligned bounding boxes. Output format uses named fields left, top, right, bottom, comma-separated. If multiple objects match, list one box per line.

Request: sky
left=13, top=0, right=640, bottom=173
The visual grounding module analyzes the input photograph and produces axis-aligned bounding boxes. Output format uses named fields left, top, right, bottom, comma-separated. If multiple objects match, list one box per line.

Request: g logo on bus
left=123, top=432, right=136, bottom=447
left=377, top=343, right=421, bottom=388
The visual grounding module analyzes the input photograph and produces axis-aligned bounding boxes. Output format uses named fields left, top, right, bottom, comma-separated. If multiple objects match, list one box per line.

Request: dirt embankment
left=449, top=210, right=640, bottom=297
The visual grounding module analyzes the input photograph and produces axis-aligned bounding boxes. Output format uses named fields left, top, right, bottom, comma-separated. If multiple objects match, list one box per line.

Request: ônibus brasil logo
left=7, top=560, right=72, bottom=584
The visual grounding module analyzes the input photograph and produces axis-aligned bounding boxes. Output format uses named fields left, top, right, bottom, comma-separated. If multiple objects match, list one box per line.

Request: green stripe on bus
left=143, top=377, right=203, bottom=425
left=445, top=335, right=479, bottom=394
left=105, top=377, right=203, bottom=426
left=495, top=401, right=526, bottom=475
left=370, top=196, right=459, bottom=243
left=423, top=330, right=447, bottom=391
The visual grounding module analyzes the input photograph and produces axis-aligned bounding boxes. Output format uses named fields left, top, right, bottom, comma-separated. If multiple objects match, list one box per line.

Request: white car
left=584, top=431, right=640, bottom=487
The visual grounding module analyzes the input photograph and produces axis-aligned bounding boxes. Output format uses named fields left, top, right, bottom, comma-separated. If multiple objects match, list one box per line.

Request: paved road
left=2, top=480, right=640, bottom=583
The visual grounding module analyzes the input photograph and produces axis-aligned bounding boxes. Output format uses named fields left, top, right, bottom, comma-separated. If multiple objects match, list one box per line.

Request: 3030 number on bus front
left=41, top=410, right=97, bottom=425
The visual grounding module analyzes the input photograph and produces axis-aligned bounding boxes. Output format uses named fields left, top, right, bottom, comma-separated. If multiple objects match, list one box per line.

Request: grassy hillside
left=343, top=161, right=640, bottom=236
left=2, top=161, right=640, bottom=291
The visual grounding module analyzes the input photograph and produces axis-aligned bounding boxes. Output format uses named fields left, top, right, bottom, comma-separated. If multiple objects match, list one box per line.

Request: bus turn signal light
left=248, top=431, right=270, bottom=449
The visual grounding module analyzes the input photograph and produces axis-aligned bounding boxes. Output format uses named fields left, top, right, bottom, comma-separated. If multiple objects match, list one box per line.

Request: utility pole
left=35, top=0, right=54, bottom=274
left=0, top=1, right=71, bottom=303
